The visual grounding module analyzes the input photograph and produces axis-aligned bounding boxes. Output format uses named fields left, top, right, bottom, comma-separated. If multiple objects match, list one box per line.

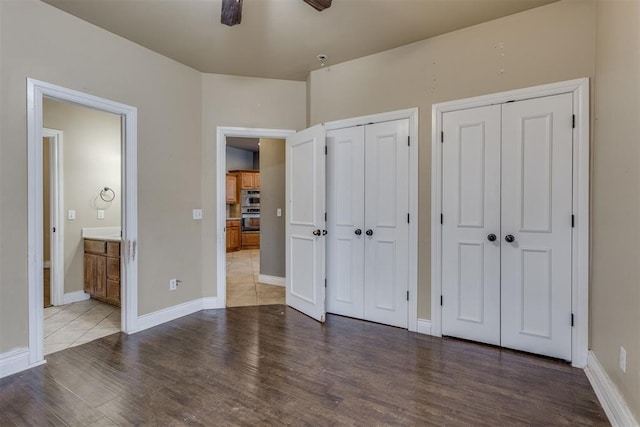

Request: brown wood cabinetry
left=230, top=170, right=260, bottom=190
left=226, top=220, right=241, bottom=252
left=241, top=232, right=260, bottom=249
left=84, top=239, right=121, bottom=306
left=226, top=173, right=238, bottom=204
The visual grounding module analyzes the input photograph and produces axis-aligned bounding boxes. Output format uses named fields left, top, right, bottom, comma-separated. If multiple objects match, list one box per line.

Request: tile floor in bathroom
left=226, top=249, right=285, bottom=307
left=44, top=298, right=120, bottom=355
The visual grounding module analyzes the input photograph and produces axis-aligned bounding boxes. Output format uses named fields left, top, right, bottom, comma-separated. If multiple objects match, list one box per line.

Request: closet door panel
left=500, top=93, right=573, bottom=360
left=363, top=119, right=410, bottom=328
left=326, top=127, right=365, bottom=318
left=441, top=105, right=502, bottom=345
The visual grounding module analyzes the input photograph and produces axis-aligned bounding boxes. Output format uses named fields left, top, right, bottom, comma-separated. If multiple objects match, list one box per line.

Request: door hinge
left=440, top=295, right=443, bottom=306
left=325, top=279, right=327, bottom=288
left=52, top=227, right=56, bottom=232
left=572, top=114, right=575, bottom=129
left=325, top=145, right=327, bottom=155
left=571, top=313, right=574, bottom=327
left=408, top=136, right=410, bottom=147
left=571, top=214, right=575, bottom=228
left=440, top=131, right=444, bottom=143
left=407, top=213, right=410, bottom=224
left=440, top=214, right=443, bottom=225
left=325, top=212, right=327, bottom=221
left=406, top=291, right=409, bottom=301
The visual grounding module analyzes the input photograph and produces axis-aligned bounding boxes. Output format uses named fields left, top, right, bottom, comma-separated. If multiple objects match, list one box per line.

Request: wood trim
left=62, top=290, right=90, bottom=305
left=430, top=78, right=590, bottom=367
left=585, top=351, right=638, bottom=427
left=416, top=319, right=433, bottom=336
left=0, top=347, right=45, bottom=379
left=135, top=297, right=219, bottom=333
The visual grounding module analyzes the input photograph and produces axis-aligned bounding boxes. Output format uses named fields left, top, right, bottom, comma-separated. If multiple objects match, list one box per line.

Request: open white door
left=286, top=124, right=327, bottom=322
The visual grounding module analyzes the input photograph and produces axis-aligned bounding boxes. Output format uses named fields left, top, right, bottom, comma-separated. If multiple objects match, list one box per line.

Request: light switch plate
left=97, top=209, right=105, bottom=219
left=277, top=208, right=282, bottom=217
left=67, top=210, right=76, bottom=220
left=192, top=209, right=203, bottom=220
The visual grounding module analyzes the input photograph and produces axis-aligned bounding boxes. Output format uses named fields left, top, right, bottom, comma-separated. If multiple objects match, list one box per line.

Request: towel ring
left=100, top=187, right=115, bottom=202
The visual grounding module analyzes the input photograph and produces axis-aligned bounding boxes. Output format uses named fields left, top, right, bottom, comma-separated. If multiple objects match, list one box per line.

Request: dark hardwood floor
left=0, top=305, right=608, bottom=426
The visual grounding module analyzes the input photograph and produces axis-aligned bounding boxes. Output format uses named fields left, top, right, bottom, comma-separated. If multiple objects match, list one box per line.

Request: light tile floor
left=227, top=249, right=285, bottom=307
left=44, top=298, right=120, bottom=355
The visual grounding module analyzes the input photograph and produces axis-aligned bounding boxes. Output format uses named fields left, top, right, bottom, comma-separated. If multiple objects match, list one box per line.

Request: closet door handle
left=365, top=229, right=374, bottom=236
left=312, top=229, right=321, bottom=236
left=487, top=233, right=497, bottom=242
left=354, top=229, right=362, bottom=236
left=504, top=234, right=515, bottom=243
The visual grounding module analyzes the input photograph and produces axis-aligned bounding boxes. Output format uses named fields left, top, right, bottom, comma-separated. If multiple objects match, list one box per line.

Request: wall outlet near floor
left=169, top=279, right=178, bottom=291
left=619, top=346, right=627, bottom=373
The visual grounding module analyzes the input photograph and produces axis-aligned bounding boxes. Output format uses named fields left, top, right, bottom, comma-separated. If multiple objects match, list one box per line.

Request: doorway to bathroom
left=27, top=78, right=139, bottom=368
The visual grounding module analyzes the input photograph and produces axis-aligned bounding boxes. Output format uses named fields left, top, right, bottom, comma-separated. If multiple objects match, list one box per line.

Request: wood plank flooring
left=0, top=305, right=608, bottom=426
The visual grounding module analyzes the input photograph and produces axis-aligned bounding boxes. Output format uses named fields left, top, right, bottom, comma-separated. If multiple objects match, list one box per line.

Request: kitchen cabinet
left=241, top=232, right=260, bottom=249
left=84, top=239, right=121, bottom=306
left=226, top=219, right=241, bottom=252
left=231, top=170, right=260, bottom=190
left=226, top=173, right=239, bottom=204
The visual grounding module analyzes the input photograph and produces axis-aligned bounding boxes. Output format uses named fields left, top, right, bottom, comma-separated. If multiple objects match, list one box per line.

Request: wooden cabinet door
left=226, top=220, right=241, bottom=252
left=85, top=253, right=106, bottom=298
left=254, top=172, right=260, bottom=189
left=240, top=172, right=254, bottom=189
left=226, top=174, right=238, bottom=204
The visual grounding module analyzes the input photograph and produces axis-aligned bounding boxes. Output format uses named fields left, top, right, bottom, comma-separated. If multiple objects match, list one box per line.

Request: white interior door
left=326, top=126, right=365, bottom=319
left=441, top=105, right=502, bottom=345
left=286, top=124, right=327, bottom=322
left=363, top=119, right=410, bottom=328
left=500, top=93, right=573, bottom=360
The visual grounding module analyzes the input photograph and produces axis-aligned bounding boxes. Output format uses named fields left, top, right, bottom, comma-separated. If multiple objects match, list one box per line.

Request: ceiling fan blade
left=303, top=0, right=332, bottom=12
left=221, top=0, right=243, bottom=26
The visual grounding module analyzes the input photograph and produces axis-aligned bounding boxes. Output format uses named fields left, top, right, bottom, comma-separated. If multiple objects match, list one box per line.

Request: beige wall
left=0, top=0, right=203, bottom=351
left=258, top=138, right=286, bottom=278
left=43, top=98, right=122, bottom=294
left=308, top=0, right=596, bottom=319
left=591, top=0, right=640, bottom=418
left=200, top=74, right=306, bottom=298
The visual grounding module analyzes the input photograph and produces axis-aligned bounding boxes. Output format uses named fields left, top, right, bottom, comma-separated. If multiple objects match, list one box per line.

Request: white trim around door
left=216, top=127, right=296, bottom=308
left=430, top=78, right=589, bottom=367
left=27, top=78, right=138, bottom=369
left=42, top=128, right=65, bottom=307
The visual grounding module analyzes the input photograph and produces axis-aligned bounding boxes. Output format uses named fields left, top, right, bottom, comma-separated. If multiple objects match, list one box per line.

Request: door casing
left=27, top=78, right=138, bottom=367
left=431, top=78, right=590, bottom=368
left=43, top=128, right=64, bottom=307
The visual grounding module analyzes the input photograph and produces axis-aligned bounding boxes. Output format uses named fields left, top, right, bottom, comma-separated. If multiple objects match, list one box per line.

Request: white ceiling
left=41, top=0, right=557, bottom=81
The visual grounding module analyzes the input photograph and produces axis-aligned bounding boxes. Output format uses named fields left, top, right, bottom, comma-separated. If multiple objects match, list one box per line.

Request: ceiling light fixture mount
left=317, top=54, right=328, bottom=67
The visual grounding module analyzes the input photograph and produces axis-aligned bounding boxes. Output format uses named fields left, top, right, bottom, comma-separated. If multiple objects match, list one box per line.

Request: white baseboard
left=135, top=297, right=220, bottom=333
left=62, top=290, right=90, bottom=305
left=257, top=274, right=285, bottom=287
left=584, top=350, right=638, bottom=427
left=202, top=297, right=222, bottom=310
left=416, top=318, right=433, bottom=335
left=0, top=347, right=46, bottom=379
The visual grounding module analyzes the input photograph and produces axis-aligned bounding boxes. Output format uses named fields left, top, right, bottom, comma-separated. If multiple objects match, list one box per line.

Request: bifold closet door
left=326, top=119, right=410, bottom=328
left=441, top=105, right=502, bottom=345
left=500, top=93, right=573, bottom=360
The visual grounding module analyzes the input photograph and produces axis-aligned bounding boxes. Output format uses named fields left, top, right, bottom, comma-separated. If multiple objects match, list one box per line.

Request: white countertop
left=82, top=227, right=121, bottom=241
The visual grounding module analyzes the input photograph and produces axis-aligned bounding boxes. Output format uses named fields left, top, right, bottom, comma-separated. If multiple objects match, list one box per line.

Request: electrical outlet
left=192, top=209, right=203, bottom=220
left=619, top=347, right=627, bottom=373
left=169, top=279, right=178, bottom=291
left=97, top=209, right=105, bottom=219
left=67, top=210, right=76, bottom=220
left=277, top=208, right=282, bottom=217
